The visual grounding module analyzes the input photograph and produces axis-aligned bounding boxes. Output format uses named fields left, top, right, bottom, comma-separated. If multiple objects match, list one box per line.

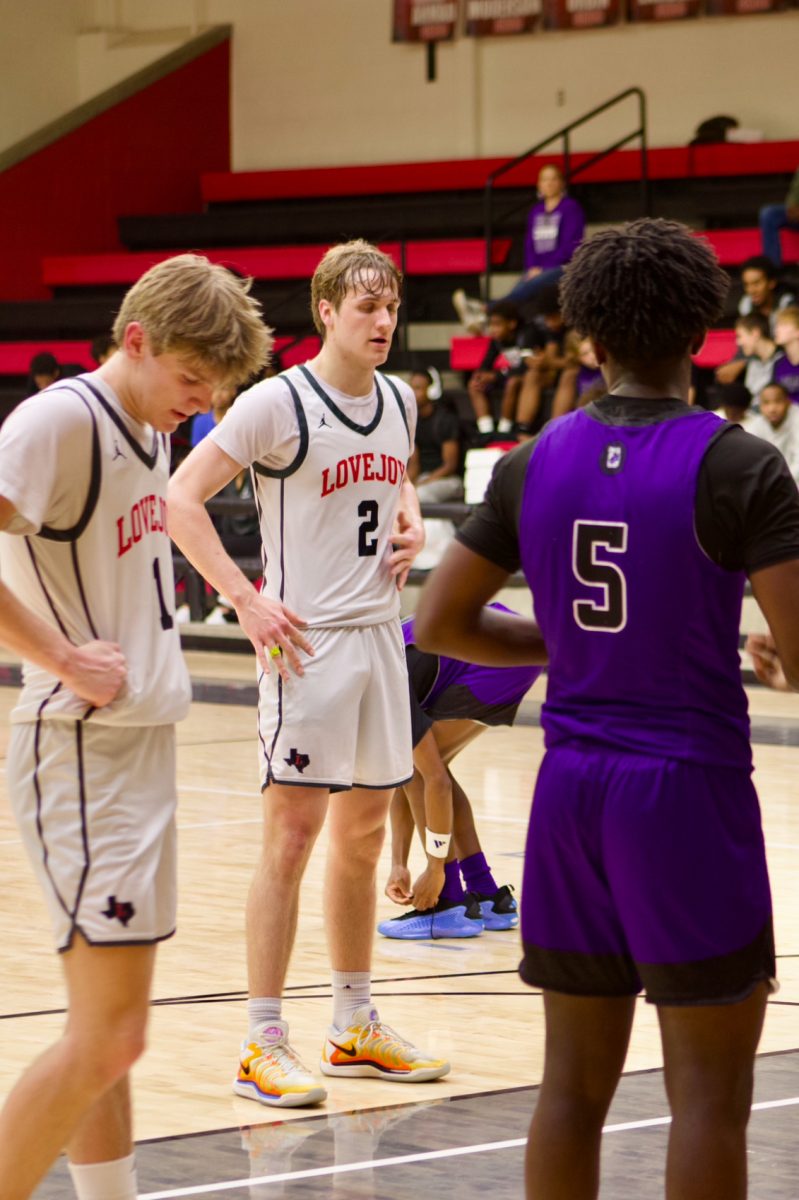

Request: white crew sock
left=331, top=971, right=371, bottom=1030
left=477, top=416, right=494, bottom=434
left=248, top=997, right=283, bottom=1040
left=68, top=1154, right=137, bottom=1200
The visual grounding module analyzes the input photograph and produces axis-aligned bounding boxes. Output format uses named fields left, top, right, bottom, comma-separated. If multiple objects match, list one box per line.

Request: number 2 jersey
left=456, top=396, right=799, bottom=770
left=211, top=364, right=415, bottom=628
left=0, top=373, right=191, bottom=726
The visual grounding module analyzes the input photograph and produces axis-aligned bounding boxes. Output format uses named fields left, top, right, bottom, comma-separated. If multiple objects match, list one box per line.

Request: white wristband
left=425, top=828, right=451, bottom=859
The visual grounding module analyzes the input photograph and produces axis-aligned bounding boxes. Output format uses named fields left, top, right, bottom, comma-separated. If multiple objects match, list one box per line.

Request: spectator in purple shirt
left=453, top=165, right=585, bottom=333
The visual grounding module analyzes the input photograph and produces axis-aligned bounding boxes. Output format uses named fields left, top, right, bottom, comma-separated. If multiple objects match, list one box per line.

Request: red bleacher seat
left=0, top=341, right=94, bottom=375
left=692, top=329, right=737, bottom=369
left=41, top=239, right=512, bottom=290
left=201, top=141, right=799, bottom=205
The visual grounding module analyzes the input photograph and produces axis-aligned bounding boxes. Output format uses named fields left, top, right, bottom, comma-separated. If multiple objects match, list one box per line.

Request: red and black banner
left=392, top=0, right=458, bottom=41
left=541, top=0, right=621, bottom=29
left=627, top=0, right=700, bottom=21
left=705, top=0, right=788, bottom=13
left=464, top=0, right=542, bottom=35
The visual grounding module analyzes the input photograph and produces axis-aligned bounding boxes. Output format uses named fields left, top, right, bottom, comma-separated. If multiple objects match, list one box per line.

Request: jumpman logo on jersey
left=112, top=439, right=127, bottom=462
left=318, top=413, right=331, bottom=429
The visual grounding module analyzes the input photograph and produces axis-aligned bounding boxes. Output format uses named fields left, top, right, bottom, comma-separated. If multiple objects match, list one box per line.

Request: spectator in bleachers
left=772, top=306, right=799, bottom=401
left=27, top=351, right=84, bottom=393
left=90, top=333, right=117, bottom=365
left=466, top=301, right=533, bottom=437
left=737, top=256, right=795, bottom=334
left=748, top=383, right=799, bottom=482
left=551, top=333, right=604, bottom=420
left=514, top=287, right=571, bottom=437
left=708, top=381, right=759, bottom=431
left=452, top=164, right=585, bottom=334
left=759, top=166, right=799, bottom=268
left=408, top=369, right=464, bottom=501
left=716, top=313, right=781, bottom=399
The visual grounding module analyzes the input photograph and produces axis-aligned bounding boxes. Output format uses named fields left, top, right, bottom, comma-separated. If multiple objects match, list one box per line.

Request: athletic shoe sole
left=319, top=1059, right=450, bottom=1082
left=479, top=902, right=519, bottom=931
left=232, top=1078, right=327, bottom=1107
left=377, top=907, right=484, bottom=940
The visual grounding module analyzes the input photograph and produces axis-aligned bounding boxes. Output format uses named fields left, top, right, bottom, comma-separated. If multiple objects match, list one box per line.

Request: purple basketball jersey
left=519, top=408, right=751, bottom=767
left=403, top=603, right=541, bottom=712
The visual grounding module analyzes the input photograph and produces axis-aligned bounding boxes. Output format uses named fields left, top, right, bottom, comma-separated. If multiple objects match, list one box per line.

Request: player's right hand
left=63, top=640, right=127, bottom=707
left=385, top=865, right=413, bottom=906
left=236, top=591, right=314, bottom=680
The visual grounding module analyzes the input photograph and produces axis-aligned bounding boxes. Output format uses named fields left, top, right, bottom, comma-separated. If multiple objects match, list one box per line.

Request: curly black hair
left=559, top=218, right=729, bottom=364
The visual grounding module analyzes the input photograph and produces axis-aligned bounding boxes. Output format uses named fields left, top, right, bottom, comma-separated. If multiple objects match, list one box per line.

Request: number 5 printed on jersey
left=572, top=520, right=628, bottom=632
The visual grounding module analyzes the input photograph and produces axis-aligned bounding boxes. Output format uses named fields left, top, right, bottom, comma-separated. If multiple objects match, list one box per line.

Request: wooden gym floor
left=0, top=648, right=795, bottom=1198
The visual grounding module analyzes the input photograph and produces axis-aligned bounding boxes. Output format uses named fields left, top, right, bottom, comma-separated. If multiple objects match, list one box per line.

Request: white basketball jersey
left=0, top=376, right=191, bottom=726
left=252, top=365, right=413, bottom=627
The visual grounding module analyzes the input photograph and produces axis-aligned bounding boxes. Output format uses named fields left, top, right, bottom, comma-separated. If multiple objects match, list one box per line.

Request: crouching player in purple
left=379, top=603, right=541, bottom=939
left=414, top=218, right=799, bottom=1199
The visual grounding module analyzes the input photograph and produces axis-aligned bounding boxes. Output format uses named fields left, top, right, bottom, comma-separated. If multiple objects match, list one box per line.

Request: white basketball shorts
left=7, top=720, right=178, bottom=951
left=258, top=618, right=413, bottom=791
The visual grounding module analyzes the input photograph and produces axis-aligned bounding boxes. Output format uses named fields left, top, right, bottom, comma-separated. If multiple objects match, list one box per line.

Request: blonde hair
left=776, top=305, right=799, bottom=331
left=113, top=254, right=272, bottom=387
left=310, top=240, right=402, bottom=338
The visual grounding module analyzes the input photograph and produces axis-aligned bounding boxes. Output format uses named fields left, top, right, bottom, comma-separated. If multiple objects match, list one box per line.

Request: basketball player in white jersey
left=0, top=255, right=269, bottom=1200
left=169, top=240, right=449, bottom=1107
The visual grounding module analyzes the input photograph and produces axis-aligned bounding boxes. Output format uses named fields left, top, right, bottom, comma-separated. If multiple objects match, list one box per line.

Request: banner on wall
left=464, top=0, right=542, bottom=35
left=541, top=0, right=620, bottom=28
left=392, top=0, right=458, bottom=41
left=627, top=0, right=700, bottom=21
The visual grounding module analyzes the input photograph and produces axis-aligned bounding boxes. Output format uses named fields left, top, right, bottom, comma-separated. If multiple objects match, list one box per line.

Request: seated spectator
left=90, top=333, right=117, bottom=365
left=707, top=381, right=759, bottom=431
left=736, top=256, right=795, bottom=334
left=408, top=369, right=464, bottom=502
left=452, top=164, right=585, bottom=333
left=514, top=287, right=571, bottom=437
left=772, top=306, right=799, bottom=401
left=27, top=351, right=84, bottom=393
left=466, top=301, right=533, bottom=436
left=716, top=313, right=781, bottom=398
left=759, top=166, right=799, bottom=268
left=551, top=333, right=604, bottom=419
left=748, top=383, right=799, bottom=482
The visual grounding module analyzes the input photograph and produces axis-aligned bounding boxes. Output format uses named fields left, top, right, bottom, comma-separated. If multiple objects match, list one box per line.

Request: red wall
left=0, top=39, right=230, bottom=301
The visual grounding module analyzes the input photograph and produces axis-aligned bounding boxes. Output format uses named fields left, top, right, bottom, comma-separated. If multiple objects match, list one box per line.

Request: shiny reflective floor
left=0, top=648, right=794, bottom=1199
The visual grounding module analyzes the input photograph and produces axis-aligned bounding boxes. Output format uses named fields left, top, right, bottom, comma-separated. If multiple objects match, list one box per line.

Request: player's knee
left=266, top=818, right=319, bottom=871
left=669, top=1065, right=754, bottom=1129
left=332, top=821, right=385, bottom=868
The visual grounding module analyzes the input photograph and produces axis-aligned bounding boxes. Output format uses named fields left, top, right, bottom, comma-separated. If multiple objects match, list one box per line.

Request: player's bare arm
left=407, top=728, right=452, bottom=911
left=415, top=540, right=548, bottom=666
left=385, top=789, right=415, bottom=904
left=388, top=477, right=425, bottom=590
left=748, top=558, right=799, bottom=690
left=168, top=439, right=313, bottom=678
left=0, top=496, right=126, bottom=706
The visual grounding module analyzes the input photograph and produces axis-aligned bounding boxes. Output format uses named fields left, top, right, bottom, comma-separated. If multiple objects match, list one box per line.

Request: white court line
left=139, top=1096, right=799, bottom=1200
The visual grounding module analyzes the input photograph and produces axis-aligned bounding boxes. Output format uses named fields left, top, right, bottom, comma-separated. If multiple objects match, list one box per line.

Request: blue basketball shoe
left=377, top=896, right=484, bottom=940
left=468, top=884, right=519, bottom=931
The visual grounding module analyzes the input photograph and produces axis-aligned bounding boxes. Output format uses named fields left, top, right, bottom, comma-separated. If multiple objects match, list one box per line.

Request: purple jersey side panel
left=402, top=604, right=541, bottom=712
left=518, top=408, right=751, bottom=768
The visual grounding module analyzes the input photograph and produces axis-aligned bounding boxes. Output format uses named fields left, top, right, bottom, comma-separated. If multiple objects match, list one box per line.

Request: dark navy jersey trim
left=252, top=374, right=310, bottom=479
left=262, top=773, right=414, bottom=794
left=79, top=377, right=159, bottom=469
left=38, top=390, right=102, bottom=543
left=297, top=363, right=384, bottom=436
left=59, top=926, right=177, bottom=953
left=72, top=720, right=92, bottom=923
left=33, top=689, right=73, bottom=922
left=379, top=372, right=411, bottom=452
left=70, top=541, right=100, bottom=640
left=25, top=540, right=71, bottom=640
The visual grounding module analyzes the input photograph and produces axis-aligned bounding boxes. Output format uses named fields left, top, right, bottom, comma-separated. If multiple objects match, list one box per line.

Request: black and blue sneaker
left=466, top=884, right=518, bottom=931
left=377, top=895, right=485, bottom=940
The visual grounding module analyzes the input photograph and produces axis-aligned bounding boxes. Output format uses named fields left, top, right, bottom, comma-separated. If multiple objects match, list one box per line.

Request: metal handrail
left=484, top=87, right=649, bottom=300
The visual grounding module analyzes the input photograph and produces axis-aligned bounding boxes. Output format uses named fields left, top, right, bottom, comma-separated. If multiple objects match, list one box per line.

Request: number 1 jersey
left=211, top=365, right=415, bottom=628
left=0, top=374, right=191, bottom=727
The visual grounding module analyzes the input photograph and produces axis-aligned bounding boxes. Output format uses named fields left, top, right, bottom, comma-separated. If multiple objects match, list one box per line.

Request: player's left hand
left=389, top=507, right=424, bottom=591
left=410, top=860, right=446, bottom=912
left=385, top=865, right=413, bottom=905
left=746, top=632, right=791, bottom=692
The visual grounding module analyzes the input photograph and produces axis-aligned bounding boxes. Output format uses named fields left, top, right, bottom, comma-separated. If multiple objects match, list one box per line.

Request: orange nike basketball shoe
left=320, top=1005, right=450, bottom=1081
left=234, top=1021, right=327, bottom=1107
